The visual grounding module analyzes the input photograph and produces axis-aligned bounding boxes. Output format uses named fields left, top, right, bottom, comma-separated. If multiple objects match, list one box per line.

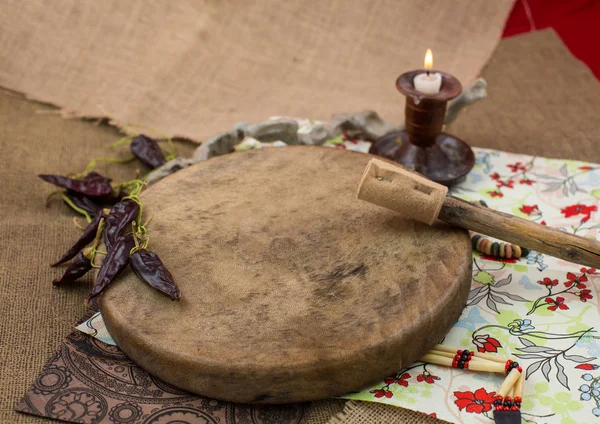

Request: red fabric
left=503, top=0, right=600, bottom=80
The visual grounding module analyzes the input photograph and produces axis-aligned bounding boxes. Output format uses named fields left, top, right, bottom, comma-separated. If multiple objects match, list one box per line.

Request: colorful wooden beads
left=505, top=360, right=522, bottom=375
left=451, top=349, right=474, bottom=369
left=471, top=235, right=529, bottom=259
left=494, top=395, right=522, bottom=411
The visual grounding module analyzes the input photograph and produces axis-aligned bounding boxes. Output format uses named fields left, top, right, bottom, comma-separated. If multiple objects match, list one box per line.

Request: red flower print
left=473, top=334, right=502, bottom=353
left=545, top=297, right=569, bottom=311
left=429, top=413, right=437, bottom=418
left=507, top=162, right=527, bottom=172
left=577, top=289, right=593, bottom=302
left=370, top=388, right=393, bottom=398
left=561, top=205, right=581, bottom=218
left=540, top=220, right=547, bottom=226
left=519, top=178, right=534, bottom=185
left=538, top=277, right=558, bottom=288
left=490, top=172, right=500, bottom=180
left=560, top=204, right=597, bottom=223
left=520, top=204, right=540, bottom=216
left=564, top=272, right=588, bottom=288
left=576, top=364, right=600, bottom=370
left=496, top=180, right=514, bottom=189
left=579, top=166, right=593, bottom=171
left=384, top=372, right=410, bottom=387
left=416, top=371, right=440, bottom=384
left=454, top=388, right=496, bottom=414
left=581, top=268, right=596, bottom=274
left=488, top=190, right=503, bottom=198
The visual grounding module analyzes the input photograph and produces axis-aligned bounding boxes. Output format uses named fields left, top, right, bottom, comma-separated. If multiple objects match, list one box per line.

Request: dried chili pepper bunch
left=40, top=134, right=175, bottom=222
left=40, top=160, right=132, bottom=223
left=41, top=133, right=180, bottom=302
left=50, top=180, right=181, bottom=302
left=111, top=132, right=176, bottom=170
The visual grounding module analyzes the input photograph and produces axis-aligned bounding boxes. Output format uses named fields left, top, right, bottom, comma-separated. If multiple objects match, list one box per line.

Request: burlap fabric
left=330, top=401, right=443, bottom=424
left=1, top=29, right=599, bottom=424
left=0, top=0, right=514, bottom=142
left=450, top=29, right=600, bottom=163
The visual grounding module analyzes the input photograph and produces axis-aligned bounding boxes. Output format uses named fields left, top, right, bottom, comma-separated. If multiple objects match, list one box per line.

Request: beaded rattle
left=357, top=159, right=600, bottom=269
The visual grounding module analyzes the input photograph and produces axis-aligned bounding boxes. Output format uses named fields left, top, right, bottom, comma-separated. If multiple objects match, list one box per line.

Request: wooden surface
left=440, top=196, right=600, bottom=269
left=99, top=146, right=473, bottom=404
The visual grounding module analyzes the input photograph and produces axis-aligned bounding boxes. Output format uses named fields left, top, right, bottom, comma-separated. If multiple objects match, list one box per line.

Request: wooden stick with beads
left=497, top=368, right=522, bottom=397
left=513, top=371, right=525, bottom=410
left=428, top=349, right=497, bottom=364
left=433, top=344, right=509, bottom=364
left=420, top=354, right=506, bottom=374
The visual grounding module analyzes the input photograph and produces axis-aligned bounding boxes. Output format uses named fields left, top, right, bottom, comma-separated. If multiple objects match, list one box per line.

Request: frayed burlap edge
left=328, top=400, right=452, bottom=424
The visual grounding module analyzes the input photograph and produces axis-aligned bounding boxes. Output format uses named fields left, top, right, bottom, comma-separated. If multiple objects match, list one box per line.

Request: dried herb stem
left=60, top=192, right=92, bottom=223
left=71, top=156, right=137, bottom=180
left=72, top=217, right=86, bottom=230
left=89, top=218, right=106, bottom=268
left=45, top=189, right=63, bottom=207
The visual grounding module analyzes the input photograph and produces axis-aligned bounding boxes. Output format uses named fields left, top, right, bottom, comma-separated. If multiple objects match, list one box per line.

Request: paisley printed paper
left=16, top=309, right=306, bottom=424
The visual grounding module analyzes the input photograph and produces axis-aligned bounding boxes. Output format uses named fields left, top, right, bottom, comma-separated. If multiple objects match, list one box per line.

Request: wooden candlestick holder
left=369, top=70, right=475, bottom=186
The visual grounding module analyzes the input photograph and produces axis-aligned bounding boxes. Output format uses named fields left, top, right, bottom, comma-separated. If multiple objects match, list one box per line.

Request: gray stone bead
left=146, top=157, right=193, bottom=186
left=327, top=111, right=401, bottom=141
left=243, top=119, right=299, bottom=145
left=192, top=131, right=242, bottom=162
left=298, top=123, right=331, bottom=146
left=232, top=121, right=248, bottom=139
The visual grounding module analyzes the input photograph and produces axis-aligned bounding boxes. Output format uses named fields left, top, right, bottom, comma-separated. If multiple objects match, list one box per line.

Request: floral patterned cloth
left=76, top=311, right=116, bottom=346
left=78, top=121, right=600, bottom=424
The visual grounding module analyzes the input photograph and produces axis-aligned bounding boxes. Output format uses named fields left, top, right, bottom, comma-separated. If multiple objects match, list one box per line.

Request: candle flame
left=424, top=48, right=433, bottom=70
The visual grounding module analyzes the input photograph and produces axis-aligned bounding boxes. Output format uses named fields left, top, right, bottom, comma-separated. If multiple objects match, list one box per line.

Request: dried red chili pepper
left=39, top=172, right=113, bottom=197
left=63, top=191, right=103, bottom=216
left=130, top=135, right=166, bottom=169
left=84, top=171, right=104, bottom=180
left=103, top=199, right=140, bottom=249
left=130, top=249, right=180, bottom=300
left=86, top=235, right=135, bottom=303
left=53, top=251, right=93, bottom=286
left=97, top=189, right=128, bottom=206
left=52, top=212, right=104, bottom=266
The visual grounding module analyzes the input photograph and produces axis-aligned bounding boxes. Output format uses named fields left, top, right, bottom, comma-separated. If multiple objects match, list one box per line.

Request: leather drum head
left=99, top=146, right=472, bottom=403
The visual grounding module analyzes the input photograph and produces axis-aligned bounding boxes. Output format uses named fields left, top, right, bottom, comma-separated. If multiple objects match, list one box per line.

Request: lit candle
left=413, top=49, right=442, bottom=94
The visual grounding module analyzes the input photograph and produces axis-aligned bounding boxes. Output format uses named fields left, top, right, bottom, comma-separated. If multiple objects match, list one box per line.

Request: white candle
left=413, top=48, right=442, bottom=94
